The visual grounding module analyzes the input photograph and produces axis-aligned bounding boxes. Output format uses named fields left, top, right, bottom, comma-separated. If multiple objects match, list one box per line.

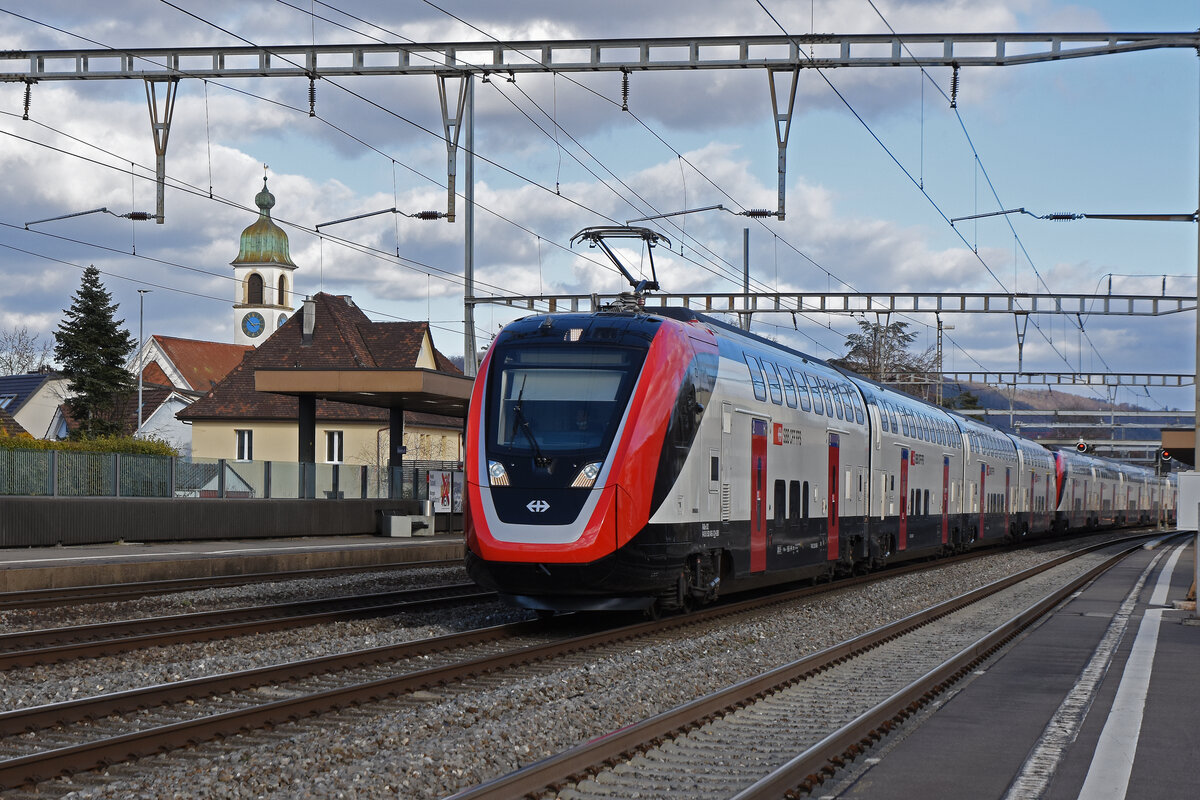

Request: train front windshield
left=487, top=345, right=645, bottom=459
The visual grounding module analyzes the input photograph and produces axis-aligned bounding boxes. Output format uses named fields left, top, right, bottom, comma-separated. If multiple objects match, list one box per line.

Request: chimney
left=302, top=297, right=316, bottom=345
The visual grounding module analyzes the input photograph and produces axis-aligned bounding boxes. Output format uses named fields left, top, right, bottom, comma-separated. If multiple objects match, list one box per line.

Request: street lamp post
left=137, top=289, right=150, bottom=433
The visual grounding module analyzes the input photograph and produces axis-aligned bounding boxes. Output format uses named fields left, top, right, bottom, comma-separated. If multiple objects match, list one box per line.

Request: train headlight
left=571, top=461, right=602, bottom=489
left=488, top=461, right=511, bottom=486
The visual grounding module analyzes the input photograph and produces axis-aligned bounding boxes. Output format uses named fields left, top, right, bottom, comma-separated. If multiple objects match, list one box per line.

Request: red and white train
left=463, top=305, right=1176, bottom=614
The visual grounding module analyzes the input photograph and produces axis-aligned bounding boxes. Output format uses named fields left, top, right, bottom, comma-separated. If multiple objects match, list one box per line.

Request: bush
left=0, top=435, right=177, bottom=457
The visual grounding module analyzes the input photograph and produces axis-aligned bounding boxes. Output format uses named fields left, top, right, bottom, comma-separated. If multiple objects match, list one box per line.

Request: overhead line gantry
left=4, top=31, right=1199, bottom=375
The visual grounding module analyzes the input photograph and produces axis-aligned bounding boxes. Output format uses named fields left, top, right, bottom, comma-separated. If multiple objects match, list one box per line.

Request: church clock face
left=241, top=311, right=265, bottom=338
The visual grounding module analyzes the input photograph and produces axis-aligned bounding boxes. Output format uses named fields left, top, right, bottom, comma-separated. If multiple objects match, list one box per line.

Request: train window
left=838, top=385, right=853, bottom=423
left=900, top=410, right=910, bottom=437
left=886, top=403, right=898, bottom=433
left=779, top=367, right=797, bottom=408
left=710, top=454, right=720, bottom=482
left=774, top=480, right=786, bottom=526
left=879, top=402, right=890, bottom=432
left=851, top=389, right=865, bottom=424
left=802, top=481, right=810, bottom=518
left=789, top=481, right=801, bottom=524
left=831, top=384, right=844, bottom=420
left=764, top=362, right=783, bottom=404
left=806, top=374, right=824, bottom=415
left=793, top=370, right=812, bottom=412
left=744, top=355, right=767, bottom=401
left=817, top=378, right=835, bottom=418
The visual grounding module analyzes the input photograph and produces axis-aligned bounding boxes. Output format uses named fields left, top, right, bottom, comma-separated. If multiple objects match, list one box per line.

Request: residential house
left=0, top=369, right=70, bottom=439
left=178, top=292, right=464, bottom=467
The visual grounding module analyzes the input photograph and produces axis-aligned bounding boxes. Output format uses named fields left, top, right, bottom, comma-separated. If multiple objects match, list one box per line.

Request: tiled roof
left=152, top=336, right=254, bottom=391
left=0, top=406, right=30, bottom=437
left=0, top=372, right=55, bottom=414
left=140, top=361, right=171, bottom=387
left=179, top=292, right=462, bottom=423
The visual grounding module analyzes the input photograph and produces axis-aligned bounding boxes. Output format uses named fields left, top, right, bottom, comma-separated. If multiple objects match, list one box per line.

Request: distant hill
left=940, top=382, right=1184, bottom=444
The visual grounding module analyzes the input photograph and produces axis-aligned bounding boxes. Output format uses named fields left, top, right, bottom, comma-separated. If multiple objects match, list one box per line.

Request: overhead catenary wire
left=754, top=0, right=1118, bottom=403
left=860, top=0, right=1138, bottom=404
left=279, top=0, right=778, bottom=296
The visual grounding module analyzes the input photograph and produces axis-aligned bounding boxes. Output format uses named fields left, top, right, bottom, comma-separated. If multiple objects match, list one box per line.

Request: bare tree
left=0, top=325, right=54, bottom=375
left=830, top=318, right=938, bottom=401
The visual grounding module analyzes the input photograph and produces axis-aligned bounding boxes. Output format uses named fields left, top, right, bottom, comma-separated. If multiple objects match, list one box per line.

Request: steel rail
left=730, top=534, right=1188, bottom=798
left=0, top=531, right=1153, bottom=791
left=445, top=532, right=1166, bottom=800
left=0, top=583, right=493, bottom=670
left=0, top=558, right=463, bottom=611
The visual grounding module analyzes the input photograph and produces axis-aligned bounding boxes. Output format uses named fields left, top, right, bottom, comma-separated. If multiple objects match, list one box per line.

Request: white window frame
left=235, top=429, right=253, bottom=461
left=326, top=430, right=344, bottom=464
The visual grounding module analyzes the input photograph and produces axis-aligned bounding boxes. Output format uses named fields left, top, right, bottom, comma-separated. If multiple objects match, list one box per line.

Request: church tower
left=232, top=175, right=297, bottom=346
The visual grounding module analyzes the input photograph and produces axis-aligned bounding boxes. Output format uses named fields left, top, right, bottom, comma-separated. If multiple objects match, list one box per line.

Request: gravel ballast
left=2, top=534, right=1148, bottom=799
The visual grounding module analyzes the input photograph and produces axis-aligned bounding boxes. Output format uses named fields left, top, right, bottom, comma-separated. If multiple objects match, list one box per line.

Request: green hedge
left=0, top=435, right=177, bottom=457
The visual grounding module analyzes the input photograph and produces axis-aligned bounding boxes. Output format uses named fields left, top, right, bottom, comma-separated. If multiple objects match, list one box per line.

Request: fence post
left=218, top=458, right=226, bottom=498
left=113, top=453, right=121, bottom=498
left=169, top=455, right=176, bottom=498
left=264, top=461, right=272, bottom=500
left=49, top=450, right=58, bottom=497
left=360, top=465, right=367, bottom=499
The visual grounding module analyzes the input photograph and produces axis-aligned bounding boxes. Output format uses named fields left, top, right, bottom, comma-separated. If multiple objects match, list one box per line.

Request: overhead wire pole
left=464, top=74, right=477, bottom=377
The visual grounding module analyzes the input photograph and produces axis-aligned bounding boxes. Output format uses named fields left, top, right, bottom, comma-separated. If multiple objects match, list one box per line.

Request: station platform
left=0, top=533, right=465, bottom=593
left=836, top=532, right=1198, bottom=800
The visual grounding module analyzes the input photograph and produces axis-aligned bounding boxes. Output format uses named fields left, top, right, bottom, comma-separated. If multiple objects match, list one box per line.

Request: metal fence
left=0, top=448, right=461, bottom=501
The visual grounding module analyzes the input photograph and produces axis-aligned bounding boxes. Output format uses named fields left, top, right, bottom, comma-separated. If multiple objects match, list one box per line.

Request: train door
left=942, top=456, right=950, bottom=544
left=855, top=466, right=866, bottom=520
left=898, top=448, right=909, bottom=551
left=978, top=463, right=987, bottom=540
left=1029, top=471, right=1036, bottom=532
left=1005, top=467, right=1011, bottom=536
left=750, top=417, right=768, bottom=572
left=828, top=433, right=840, bottom=561
left=720, top=403, right=733, bottom=524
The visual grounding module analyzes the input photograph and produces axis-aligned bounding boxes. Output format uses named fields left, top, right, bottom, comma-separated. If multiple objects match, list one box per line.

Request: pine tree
left=54, top=266, right=135, bottom=438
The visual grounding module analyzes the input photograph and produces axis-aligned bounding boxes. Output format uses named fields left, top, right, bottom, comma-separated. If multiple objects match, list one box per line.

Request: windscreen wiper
left=512, top=376, right=550, bottom=467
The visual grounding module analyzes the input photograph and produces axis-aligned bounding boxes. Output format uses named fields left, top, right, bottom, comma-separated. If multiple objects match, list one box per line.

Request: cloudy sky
left=0, top=1, right=1196, bottom=411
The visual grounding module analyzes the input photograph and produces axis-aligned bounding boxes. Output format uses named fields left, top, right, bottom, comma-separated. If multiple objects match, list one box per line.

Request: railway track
left=0, top=582, right=493, bottom=669
left=0, top=559, right=463, bottom=610
left=448, top=532, right=1177, bottom=799
left=0, top=532, right=1164, bottom=794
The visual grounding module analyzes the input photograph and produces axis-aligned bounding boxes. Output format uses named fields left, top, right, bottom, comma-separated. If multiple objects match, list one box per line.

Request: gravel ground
left=4, top=534, right=1145, bottom=799
left=0, top=564, right=472, bottom=632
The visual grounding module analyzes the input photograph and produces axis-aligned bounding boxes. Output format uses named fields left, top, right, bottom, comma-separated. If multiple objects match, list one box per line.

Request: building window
left=278, top=274, right=288, bottom=305
left=326, top=430, right=344, bottom=463
left=0, top=393, right=15, bottom=410
left=235, top=429, right=253, bottom=461
left=246, top=273, right=264, bottom=305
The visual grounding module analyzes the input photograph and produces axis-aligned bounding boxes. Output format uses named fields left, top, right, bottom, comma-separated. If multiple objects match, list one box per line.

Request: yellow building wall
left=189, top=419, right=461, bottom=465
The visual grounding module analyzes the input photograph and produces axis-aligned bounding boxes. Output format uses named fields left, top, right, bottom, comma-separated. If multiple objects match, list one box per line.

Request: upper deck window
left=763, top=361, right=783, bottom=405
left=779, top=366, right=797, bottom=408
left=793, top=370, right=812, bottom=412
left=744, top=354, right=766, bottom=402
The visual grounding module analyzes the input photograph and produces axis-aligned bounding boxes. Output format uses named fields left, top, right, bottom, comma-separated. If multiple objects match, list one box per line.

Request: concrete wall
left=0, top=496, right=460, bottom=547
